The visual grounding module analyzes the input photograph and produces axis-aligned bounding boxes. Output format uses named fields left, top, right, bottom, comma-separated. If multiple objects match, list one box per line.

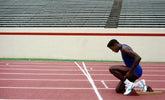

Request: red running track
left=0, top=61, right=165, bottom=100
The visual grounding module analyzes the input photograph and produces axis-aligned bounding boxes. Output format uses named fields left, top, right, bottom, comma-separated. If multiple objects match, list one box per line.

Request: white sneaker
left=124, top=82, right=135, bottom=95
left=140, top=79, right=147, bottom=92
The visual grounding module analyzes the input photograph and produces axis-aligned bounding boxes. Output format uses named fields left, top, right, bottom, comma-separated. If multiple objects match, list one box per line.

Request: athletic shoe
left=140, top=79, right=147, bottom=92
left=124, top=82, right=135, bottom=95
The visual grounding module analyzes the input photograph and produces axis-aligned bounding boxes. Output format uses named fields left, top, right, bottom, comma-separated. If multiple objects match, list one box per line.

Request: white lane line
left=0, top=62, right=74, bottom=65
left=82, top=62, right=103, bottom=100
left=0, top=99, right=40, bottom=100
left=0, top=79, right=165, bottom=82
left=0, top=73, right=85, bottom=75
left=75, top=62, right=103, bottom=100
left=0, top=79, right=90, bottom=81
left=0, top=65, right=76, bottom=68
left=0, top=73, right=165, bottom=76
left=0, top=87, right=164, bottom=91
left=0, top=68, right=79, bottom=71
left=101, top=80, right=108, bottom=89
left=0, top=87, right=114, bottom=90
left=0, top=87, right=94, bottom=89
left=0, top=68, right=165, bottom=72
left=74, top=62, right=90, bottom=79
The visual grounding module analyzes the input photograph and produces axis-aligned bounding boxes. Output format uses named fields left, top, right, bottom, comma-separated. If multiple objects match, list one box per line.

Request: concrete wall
left=0, top=28, right=165, bottom=62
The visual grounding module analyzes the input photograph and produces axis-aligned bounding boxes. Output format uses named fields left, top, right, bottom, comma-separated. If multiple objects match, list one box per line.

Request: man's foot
left=127, top=89, right=139, bottom=96
left=124, top=81, right=135, bottom=95
left=147, top=86, right=153, bottom=92
left=140, top=79, right=147, bottom=92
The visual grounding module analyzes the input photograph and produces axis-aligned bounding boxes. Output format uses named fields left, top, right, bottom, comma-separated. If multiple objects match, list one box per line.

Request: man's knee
left=115, top=81, right=125, bottom=93
left=109, top=66, right=116, bottom=74
left=109, top=66, right=115, bottom=74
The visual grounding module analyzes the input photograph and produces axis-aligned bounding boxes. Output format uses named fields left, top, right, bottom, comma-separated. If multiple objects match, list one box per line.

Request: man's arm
left=122, top=46, right=141, bottom=78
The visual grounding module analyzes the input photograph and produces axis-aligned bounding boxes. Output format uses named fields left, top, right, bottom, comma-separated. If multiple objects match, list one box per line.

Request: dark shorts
left=134, top=65, right=143, bottom=78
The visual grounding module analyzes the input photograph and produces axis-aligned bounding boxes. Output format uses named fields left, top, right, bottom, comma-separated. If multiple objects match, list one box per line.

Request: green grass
left=0, top=58, right=165, bottom=63
left=0, top=58, right=122, bottom=63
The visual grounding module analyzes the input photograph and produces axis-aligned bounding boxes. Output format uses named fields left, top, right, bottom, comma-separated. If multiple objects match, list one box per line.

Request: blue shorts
left=134, top=65, right=143, bottom=78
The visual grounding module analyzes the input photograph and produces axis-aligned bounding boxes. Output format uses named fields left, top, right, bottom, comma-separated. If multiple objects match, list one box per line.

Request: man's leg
left=109, top=65, right=129, bottom=93
left=109, top=65, right=138, bottom=93
left=109, top=65, right=129, bottom=81
left=116, top=80, right=125, bottom=93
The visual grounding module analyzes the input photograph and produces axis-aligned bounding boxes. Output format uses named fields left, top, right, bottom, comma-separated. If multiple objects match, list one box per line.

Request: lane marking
left=0, top=68, right=165, bottom=73
left=101, top=80, right=108, bottom=89
left=0, top=87, right=164, bottom=90
left=0, top=61, right=165, bottom=67
left=0, top=68, right=80, bottom=71
left=82, top=62, right=103, bottom=100
left=0, top=73, right=85, bottom=75
left=75, top=62, right=103, bottom=100
left=0, top=87, right=95, bottom=89
left=0, top=79, right=165, bottom=82
left=0, top=65, right=77, bottom=68
left=0, top=79, right=91, bottom=81
left=0, top=73, right=165, bottom=76
left=0, top=99, right=39, bottom=100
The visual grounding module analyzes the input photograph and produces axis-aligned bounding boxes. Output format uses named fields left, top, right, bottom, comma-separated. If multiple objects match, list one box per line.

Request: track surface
left=0, top=61, right=165, bottom=100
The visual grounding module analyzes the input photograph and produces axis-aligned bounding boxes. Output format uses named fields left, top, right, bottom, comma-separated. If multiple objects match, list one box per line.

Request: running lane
left=0, top=61, right=164, bottom=100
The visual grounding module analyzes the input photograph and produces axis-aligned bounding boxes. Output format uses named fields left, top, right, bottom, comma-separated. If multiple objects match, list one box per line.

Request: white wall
left=0, top=28, right=165, bottom=62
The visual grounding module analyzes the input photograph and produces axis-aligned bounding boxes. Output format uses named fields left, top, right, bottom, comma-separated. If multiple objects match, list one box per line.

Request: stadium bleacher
left=0, top=0, right=164, bottom=28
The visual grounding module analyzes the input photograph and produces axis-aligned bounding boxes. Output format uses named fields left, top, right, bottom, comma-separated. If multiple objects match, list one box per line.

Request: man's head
left=107, top=39, right=120, bottom=52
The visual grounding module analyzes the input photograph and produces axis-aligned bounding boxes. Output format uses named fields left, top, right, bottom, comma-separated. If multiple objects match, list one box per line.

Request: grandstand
left=0, top=0, right=165, bottom=28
